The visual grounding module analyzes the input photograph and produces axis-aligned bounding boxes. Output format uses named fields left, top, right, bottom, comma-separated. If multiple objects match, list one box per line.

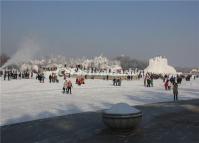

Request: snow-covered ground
left=0, top=77, right=199, bottom=126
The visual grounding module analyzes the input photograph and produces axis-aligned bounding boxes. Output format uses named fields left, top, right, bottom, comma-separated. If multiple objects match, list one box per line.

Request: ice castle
left=144, top=56, right=176, bottom=74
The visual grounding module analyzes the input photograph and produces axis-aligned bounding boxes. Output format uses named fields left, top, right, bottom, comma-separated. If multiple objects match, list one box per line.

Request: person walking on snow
left=63, top=80, right=68, bottom=93
left=49, top=74, right=52, bottom=83
left=4, top=71, right=6, bottom=80
left=67, top=80, right=73, bottom=94
left=173, top=82, right=178, bottom=101
left=164, top=79, right=169, bottom=90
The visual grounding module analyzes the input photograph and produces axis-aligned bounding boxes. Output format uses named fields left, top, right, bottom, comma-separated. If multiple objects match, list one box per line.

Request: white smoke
left=2, top=37, right=40, bottom=68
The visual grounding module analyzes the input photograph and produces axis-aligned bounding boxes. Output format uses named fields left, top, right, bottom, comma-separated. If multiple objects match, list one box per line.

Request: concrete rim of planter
left=102, top=103, right=142, bottom=129
left=102, top=111, right=142, bottom=119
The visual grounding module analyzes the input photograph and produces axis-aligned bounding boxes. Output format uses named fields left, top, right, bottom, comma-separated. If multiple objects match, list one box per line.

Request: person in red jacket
left=164, top=79, right=169, bottom=90
left=67, top=80, right=73, bottom=94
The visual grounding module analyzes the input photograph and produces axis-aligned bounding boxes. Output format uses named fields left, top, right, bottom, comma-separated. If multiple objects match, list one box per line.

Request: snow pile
left=104, top=103, right=140, bottom=114
left=144, top=56, right=176, bottom=74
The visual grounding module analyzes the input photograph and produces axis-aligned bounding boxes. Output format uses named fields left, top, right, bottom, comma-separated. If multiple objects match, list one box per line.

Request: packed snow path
left=1, top=78, right=199, bottom=126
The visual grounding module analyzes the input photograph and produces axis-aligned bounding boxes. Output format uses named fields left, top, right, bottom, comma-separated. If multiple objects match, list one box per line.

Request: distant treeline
left=113, top=56, right=148, bottom=70
left=175, top=67, right=194, bottom=73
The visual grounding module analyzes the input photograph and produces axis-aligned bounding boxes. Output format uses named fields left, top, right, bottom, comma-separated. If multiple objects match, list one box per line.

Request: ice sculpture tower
left=144, top=56, right=176, bottom=74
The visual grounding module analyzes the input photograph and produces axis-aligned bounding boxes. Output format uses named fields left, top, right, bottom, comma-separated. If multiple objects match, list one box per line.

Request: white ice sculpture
left=144, top=56, right=176, bottom=74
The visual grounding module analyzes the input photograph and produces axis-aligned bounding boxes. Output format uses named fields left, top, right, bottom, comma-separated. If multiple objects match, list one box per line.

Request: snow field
left=1, top=77, right=199, bottom=126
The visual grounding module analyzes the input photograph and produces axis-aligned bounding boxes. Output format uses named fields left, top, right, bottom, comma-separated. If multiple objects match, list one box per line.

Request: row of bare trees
left=114, top=56, right=147, bottom=70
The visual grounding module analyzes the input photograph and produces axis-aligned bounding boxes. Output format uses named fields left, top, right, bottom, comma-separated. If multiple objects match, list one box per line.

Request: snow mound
left=104, top=103, right=141, bottom=114
left=144, top=56, right=176, bottom=74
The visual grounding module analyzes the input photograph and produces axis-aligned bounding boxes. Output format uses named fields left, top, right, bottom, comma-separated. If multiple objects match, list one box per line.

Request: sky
left=1, top=1, right=199, bottom=67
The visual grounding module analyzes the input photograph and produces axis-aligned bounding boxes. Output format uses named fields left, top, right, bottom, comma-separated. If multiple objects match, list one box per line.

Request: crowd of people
left=163, top=76, right=180, bottom=101
left=1, top=68, right=198, bottom=99
left=113, top=77, right=122, bottom=86
left=49, top=73, right=59, bottom=83
left=36, top=73, right=45, bottom=83
left=63, top=79, right=73, bottom=94
left=144, top=73, right=154, bottom=87
left=76, top=77, right=85, bottom=86
left=143, top=73, right=199, bottom=101
left=2, top=70, right=33, bottom=80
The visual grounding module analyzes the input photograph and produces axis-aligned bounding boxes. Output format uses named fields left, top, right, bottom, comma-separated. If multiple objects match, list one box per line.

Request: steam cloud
left=2, top=37, right=40, bottom=68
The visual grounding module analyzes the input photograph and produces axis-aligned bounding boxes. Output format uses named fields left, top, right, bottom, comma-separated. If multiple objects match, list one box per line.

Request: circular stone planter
left=102, top=103, right=142, bottom=129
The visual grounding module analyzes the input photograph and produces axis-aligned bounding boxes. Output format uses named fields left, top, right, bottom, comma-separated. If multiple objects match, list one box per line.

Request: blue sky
left=1, top=1, right=199, bottom=67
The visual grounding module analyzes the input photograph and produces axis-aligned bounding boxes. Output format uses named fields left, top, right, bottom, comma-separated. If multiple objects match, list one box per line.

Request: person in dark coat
left=19, top=72, right=21, bottom=79
left=4, top=71, right=6, bottom=80
left=113, top=78, right=116, bottom=86
left=8, top=72, right=10, bottom=80
left=173, top=82, right=178, bottom=101
left=49, top=74, right=52, bottom=83
left=118, top=78, right=122, bottom=86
